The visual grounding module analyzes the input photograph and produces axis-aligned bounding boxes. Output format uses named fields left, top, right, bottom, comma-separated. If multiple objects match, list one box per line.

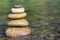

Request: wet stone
left=6, top=35, right=31, bottom=40
left=6, top=35, right=42, bottom=40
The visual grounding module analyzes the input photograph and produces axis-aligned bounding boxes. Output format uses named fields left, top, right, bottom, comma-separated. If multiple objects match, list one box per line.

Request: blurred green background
left=0, top=0, right=60, bottom=40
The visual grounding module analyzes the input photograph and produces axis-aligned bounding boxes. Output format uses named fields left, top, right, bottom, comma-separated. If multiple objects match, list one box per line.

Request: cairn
left=5, top=5, right=32, bottom=37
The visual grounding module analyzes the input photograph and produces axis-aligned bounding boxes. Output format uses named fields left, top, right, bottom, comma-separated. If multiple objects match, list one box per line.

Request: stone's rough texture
left=8, top=19, right=29, bottom=26
left=8, top=12, right=27, bottom=19
left=11, top=7, right=25, bottom=13
left=6, top=27, right=32, bottom=37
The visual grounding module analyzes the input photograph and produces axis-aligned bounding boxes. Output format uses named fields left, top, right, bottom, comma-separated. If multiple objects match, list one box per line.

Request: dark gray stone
left=6, top=35, right=42, bottom=40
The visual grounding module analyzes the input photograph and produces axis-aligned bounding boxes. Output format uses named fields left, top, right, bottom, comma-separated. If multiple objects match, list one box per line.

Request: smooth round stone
left=14, top=5, right=22, bottom=8
left=8, top=19, right=29, bottom=26
left=6, top=27, right=32, bottom=37
left=11, top=7, right=25, bottom=13
left=8, top=12, right=27, bottom=19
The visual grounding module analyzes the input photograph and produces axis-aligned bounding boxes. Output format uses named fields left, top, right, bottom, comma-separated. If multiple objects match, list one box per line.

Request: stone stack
left=5, top=5, right=32, bottom=37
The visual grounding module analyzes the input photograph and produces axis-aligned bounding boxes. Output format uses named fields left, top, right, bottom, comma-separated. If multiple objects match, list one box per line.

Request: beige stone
left=6, top=27, right=32, bottom=37
left=8, top=19, right=29, bottom=26
left=8, top=12, right=27, bottom=19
